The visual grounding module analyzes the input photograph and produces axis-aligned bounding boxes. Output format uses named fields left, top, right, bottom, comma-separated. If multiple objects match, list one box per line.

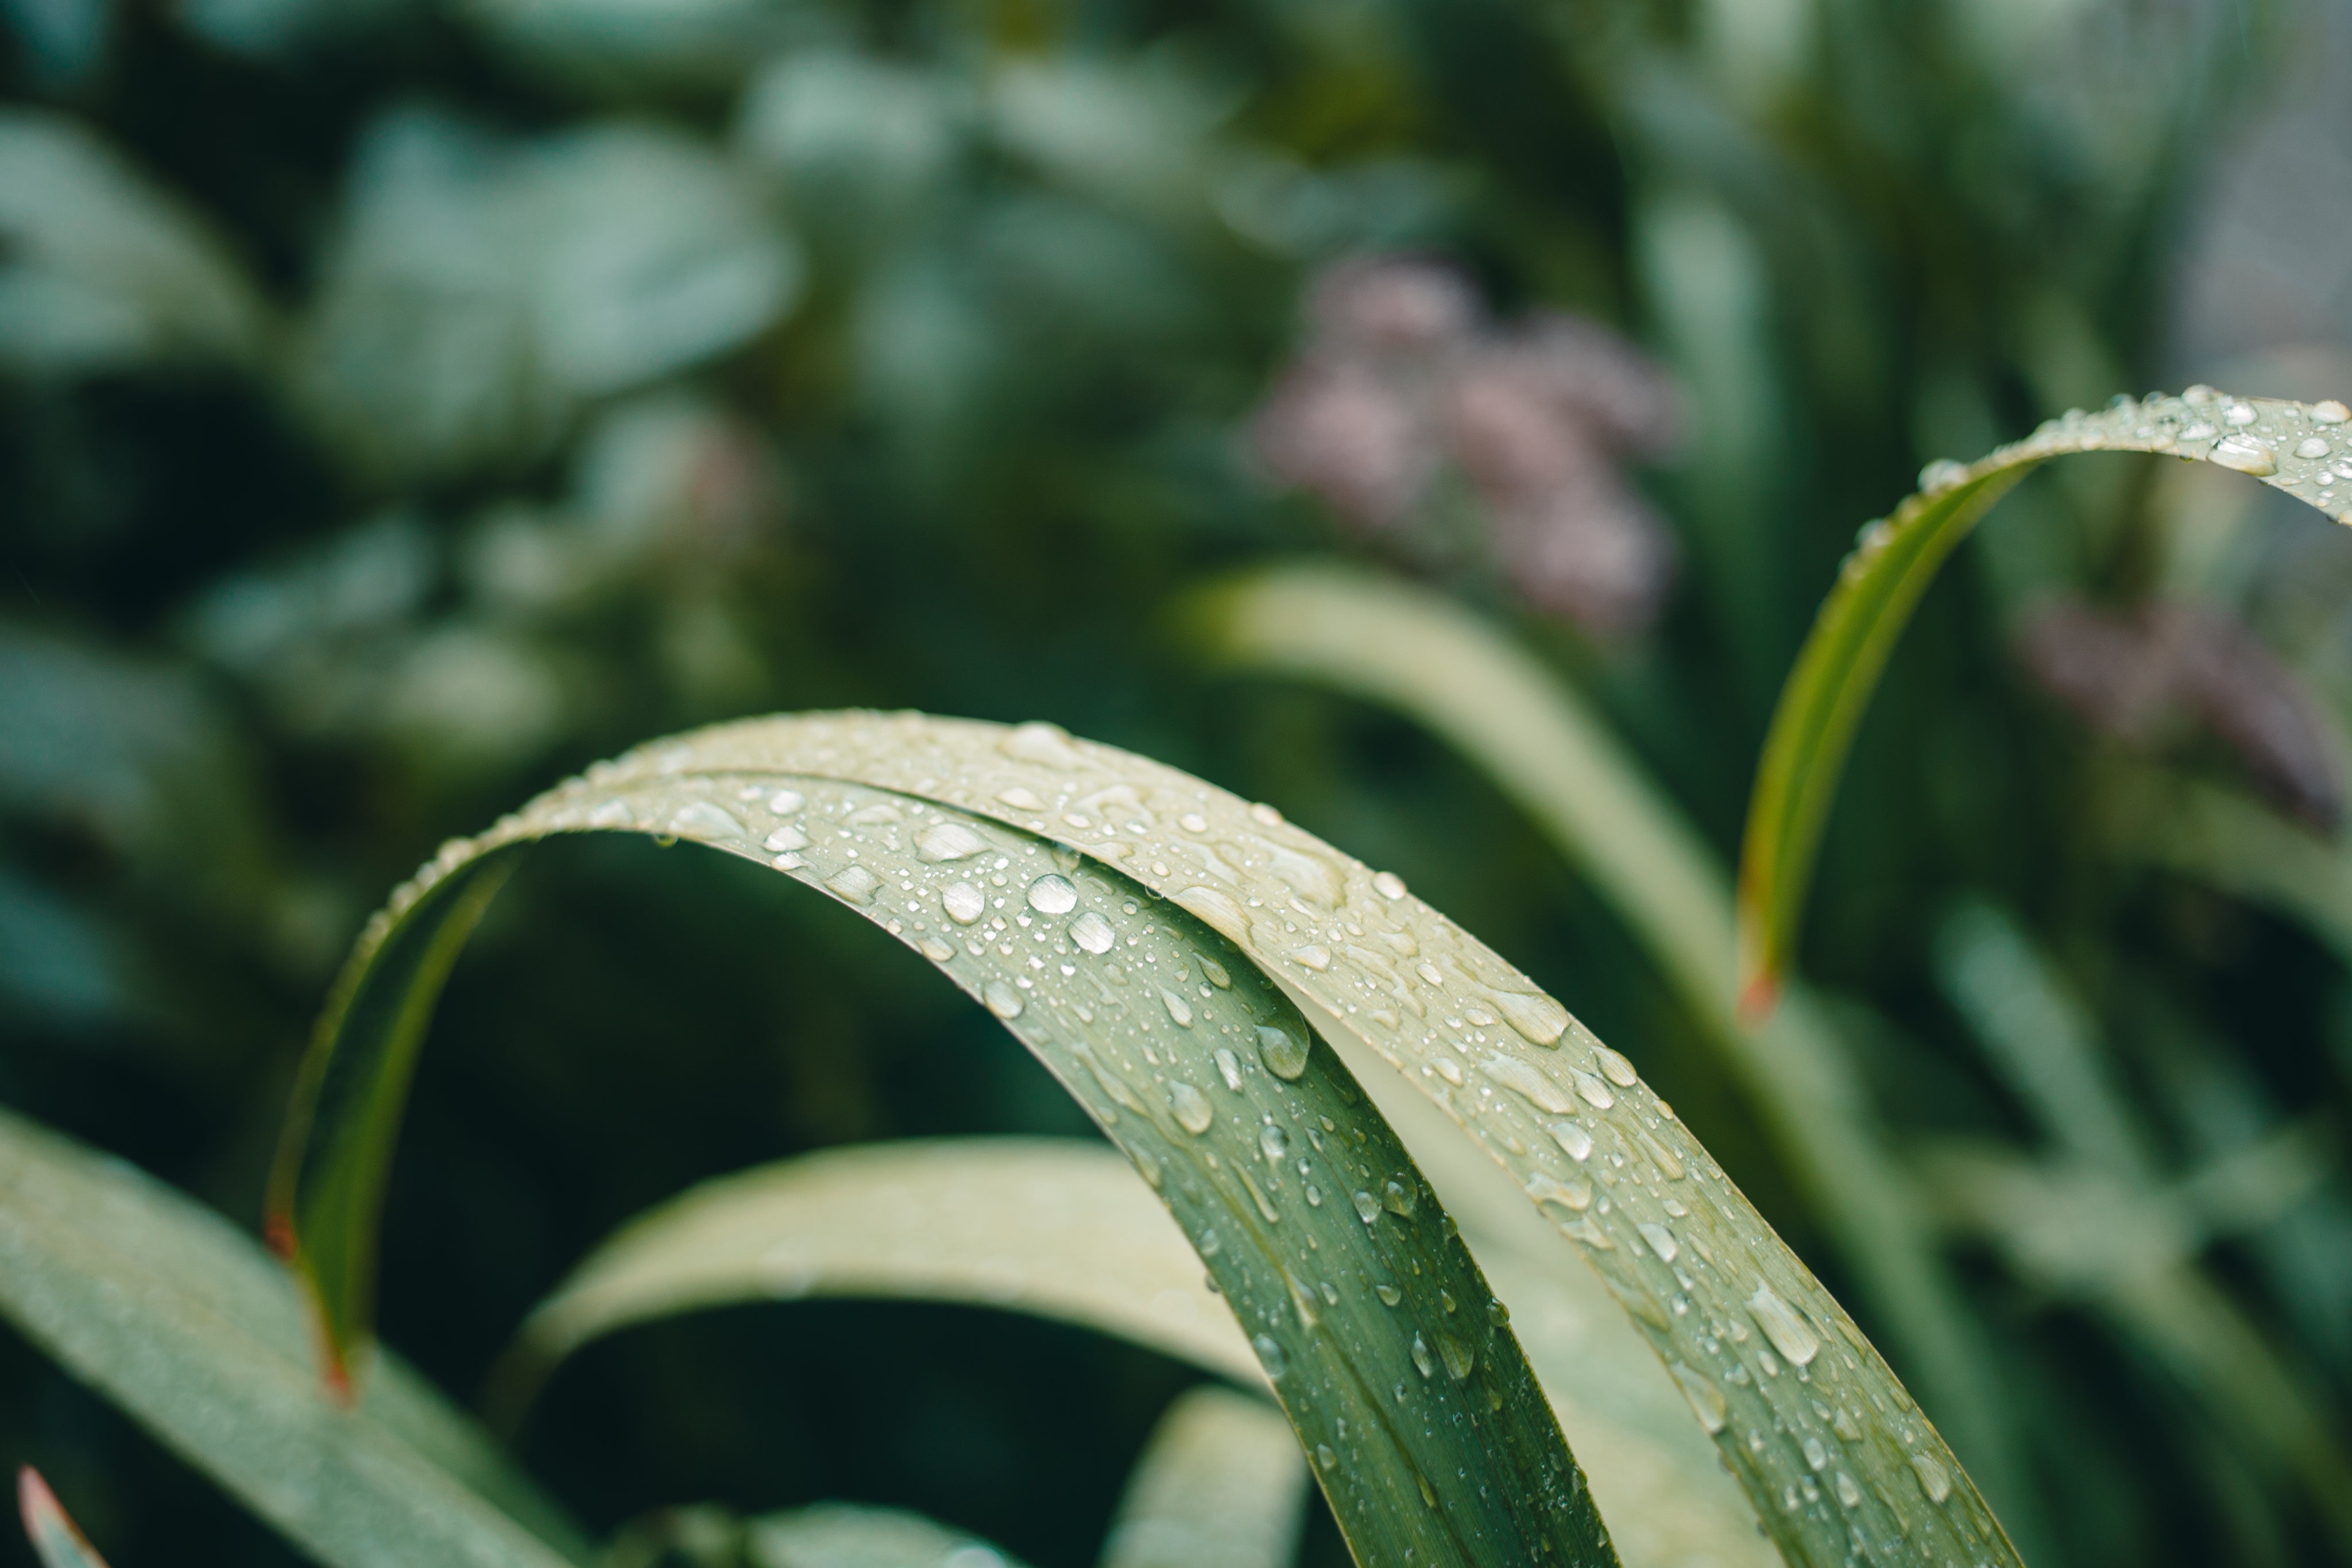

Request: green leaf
left=2100, top=766, right=2352, bottom=964
left=1185, top=561, right=2036, bottom=1544
left=1738, top=390, right=2352, bottom=1006
left=488, top=1138, right=1262, bottom=1427
left=497, top=1135, right=1772, bottom=1568
left=272, top=727, right=1613, bottom=1567
left=272, top=710, right=2020, bottom=1566
left=17, top=1469, right=111, bottom=1568
left=747, top=1503, right=1030, bottom=1568
left=0, top=1104, right=593, bottom=1568
left=1100, top=1385, right=1306, bottom=1568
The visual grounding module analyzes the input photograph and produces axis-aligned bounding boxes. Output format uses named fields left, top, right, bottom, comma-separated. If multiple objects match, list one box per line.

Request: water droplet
left=1490, top=990, right=1570, bottom=1045
left=1639, top=1223, right=1679, bottom=1263
left=1199, top=957, right=1231, bottom=988
left=1290, top=944, right=1333, bottom=971
left=1171, top=885, right=1250, bottom=943
left=826, top=865, right=880, bottom=905
left=1573, top=1072, right=1615, bottom=1110
left=1256, top=1025, right=1309, bottom=1081
left=1383, top=1179, right=1415, bottom=1217
left=1436, top=1331, right=1475, bottom=1381
left=589, top=799, right=633, bottom=827
left=2181, top=421, right=2218, bottom=441
left=1638, top=1130, right=1685, bottom=1180
left=919, top=937, right=953, bottom=962
left=1802, top=1437, right=1827, bottom=1472
left=1484, top=1055, right=1573, bottom=1114
left=2298, top=436, right=2332, bottom=459
left=1410, top=1334, right=1436, bottom=1378
left=767, top=789, right=804, bottom=814
left=1670, top=1362, right=1727, bottom=1433
left=1910, top=1452, right=1953, bottom=1504
left=1215, top=1048, right=1243, bottom=1090
left=1593, top=1046, right=1639, bottom=1086
left=1561, top=1215, right=1613, bottom=1250
left=1260, top=1123, right=1288, bottom=1164
left=2212, top=436, right=2277, bottom=475
left=2313, top=400, right=2351, bottom=425
left=1525, top=1171, right=1592, bottom=1213
left=1834, top=1472, right=1861, bottom=1509
left=1549, top=1121, right=1594, bottom=1160
left=2223, top=402, right=2258, bottom=427
left=1315, top=1444, right=1336, bottom=1470
left=1372, top=870, right=1408, bottom=900
left=1353, top=1191, right=1380, bottom=1224
left=982, top=980, right=1023, bottom=1019
left=1375, top=1282, right=1402, bottom=1306
left=1070, top=911, right=1115, bottom=953
left=1431, top=1056, right=1464, bottom=1085
left=1918, top=458, right=1968, bottom=493
left=772, top=853, right=804, bottom=870
left=765, top=823, right=810, bottom=852
left=997, top=786, right=1045, bottom=811
left=1253, top=1334, right=1287, bottom=1378
left=1027, top=874, right=1077, bottom=913
left=1747, top=1283, right=1820, bottom=1367
left=943, top=882, right=985, bottom=924
left=845, top=803, right=902, bottom=826
left=670, top=801, right=745, bottom=838
left=2184, top=383, right=2218, bottom=403
left=1169, top=1081, right=1214, bottom=1134
left=1160, top=988, right=1194, bottom=1027
left=1179, top=812, right=1209, bottom=833
left=1250, top=802, right=1284, bottom=826
left=918, top=823, right=989, bottom=862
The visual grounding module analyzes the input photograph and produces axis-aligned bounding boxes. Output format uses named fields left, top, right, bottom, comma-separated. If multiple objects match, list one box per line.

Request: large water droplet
left=1638, top=1223, right=1679, bottom=1263
left=1169, top=1081, right=1214, bottom=1134
left=1436, top=1331, right=1475, bottom=1381
left=2312, top=400, right=2351, bottom=425
left=1490, top=990, right=1569, bottom=1046
left=1670, top=1362, right=1727, bottom=1434
left=670, top=801, right=745, bottom=838
left=917, top=823, right=989, bottom=862
left=764, top=823, right=809, bottom=852
left=1290, top=944, right=1333, bottom=971
left=1747, top=1283, right=1820, bottom=1367
left=1524, top=1171, right=1592, bottom=1213
left=1549, top=1121, right=1594, bottom=1160
left=1375, top=1283, right=1402, bottom=1306
left=1573, top=1071, right=1615, bottom=1110
left=997, top=786, right=1045, bottom=811
left=1593, top=1046, right=1639, bottom=1087
left=1918, top=458, right=1967, bottom=494
left=1910, top=1452, right=1953, bottom=1504
left=1160, top=988, right=1194, bottom=1027
left=826, top=865, right=880, bottom=905
left=982, top=980, right=1023, bottom=1019
left=1802, top=1437, right=1827, bottom=1472
left=1171, top=885, right=1250, bottom=944
left=1638, top=1130, right=1685, bottom=1180
left=2212, top=436, right=2277, bottom=475
left=943, top=882, right=985, bottom=924
left=1372, top=870, right=1408, bottom=900
left=1833, top=1472, right=1861, bottom=1509
left=1070, top=911, right=1115, bottom=953
left=1383, top=1179, right=1415, bottom=1217
left=767, top=789, right=804, bottom=814
left=2299, top=436, right=2333, bottom=459
left=1253, top=1334, right=1288, bottom=1379
left=1352, top=1191, right=1380, bottom=1224
left=1027, top=874, right=1077, bottom=913
left=1256, top=1025, right=1309, bottom=1081
left=1316, top=1444, right=1336, bottom=1470
left=1484, top=1055, right=1573, bottom=1114
left=1410, top=1334, right=1436, bottom=1379
left=1259, top=1123, right=1288, bottom=1163
left=2224, top=402, right=2258, bottom=427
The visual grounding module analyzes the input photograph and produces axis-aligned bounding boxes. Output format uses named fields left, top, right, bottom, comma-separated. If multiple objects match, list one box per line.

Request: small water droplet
left=1490, top=990, right=1570, bottom=1045
left=1802, top=1437, right=1827, bottom=1472
left=982, top=980, right=1023, bottom=1019
left=1256, top=1025, right=1309, bottom=1081
left=1593, top=1046, right=1639, bottom=1086
left=997, top=786, right=1045, bottom=811
left=1027, top=874, right=1077, bottom=913
left=767, top=789, right=804, bottom=814
left=1411, top=1334, right=1436, bottom=1378
left=1260, top=1123, right=1289, bottom=1164
left=2225, top=402, right=2258, bottom=426
left=1290, top=944, right=1333, bottom=971
left=1639, top=1223, right=1680, bottom=1263
left=1376, top=1282, right=1402, bottom=1306
left=765, top=824, right=810, bottom=852
left=1199, top=957, right=1231, bottom=988
left=919, top=937, right=953, bottom=962
left=1250, top=802, right=1283, bottom=825
left=1179, top=812, right=1209, bottom=833
left=1253, top=1334, right=1288, bottom=1378
left=1160, top=988, right=1194, bottom=1027
left=670, top=801, right=745, bottom=838
left=918, top=823, right=989, bottom=862
left=1834, top=1472, right=1861, bottom=1509
left=1353, top=1191, right=1380, bottom=1224
left=1216, top=1048, right=1243, bottom=1090
left=1484, top=1055, right=1573, bottom=1114
left=1918, top=458, right=1968, bottom=493
left=1670, top=1362, right=1727, bottom=1434
left=1431, top=1056, right=1464, bottom=1085
left=1316, top=1443, right=1336, bottom=1469
left=943, top=882, right=986, bottom=924
left=2212, top=436, right=2277, bottom=475
left=1372, top=870, right=1408, bottom=900
left=1911, top=1451, right=1953, bottom=1504
left=1638, top=1130, right=1685, bottom=1180
left=826, top=865, right=880, bottom=904
left=1747, top=1283, right=1821, bottom=1367
left=1573, top=1071, right=1615, bottom=1110
left=1169, top=1081, right=1215, bottom=1134
left=1436, top=1331, right=1474, bottom=1381
left=1549, top=1121, right=1594, bottom=1160
left=1070, top=910, right=1115, bottom=953
left=1383, top=1179, right=1415, bottom=1217
left=1525, top=1171, right=1592, bottom=1213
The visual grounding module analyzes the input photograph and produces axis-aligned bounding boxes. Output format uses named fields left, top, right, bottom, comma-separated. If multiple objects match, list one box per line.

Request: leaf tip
left=19, top=1467, right=109, bottom=1568
left=1736, top=968, right=1781, bottom=1027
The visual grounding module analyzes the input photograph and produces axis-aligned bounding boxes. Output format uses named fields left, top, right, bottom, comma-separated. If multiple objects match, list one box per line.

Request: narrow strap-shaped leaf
left=1183, top=561, right=2030, bottom=1531
left=272, top=756, right=1613, bottom=1566
left=1739, top=390, right=2352, bottom=1006
left=18, top=1470, right=111, bottom=1568
left=488, top=1138, right=1262, bottom=1426
left=274, top=710, right=2021, bottom=1566
left=748, top=1502, right=1032, bottom=1567
left=1100, top=1386, right=1306, bottom=1568
left=496, top=1136, right=1771, bottom=1568
left=0, top=1106, right=593, bottom=1568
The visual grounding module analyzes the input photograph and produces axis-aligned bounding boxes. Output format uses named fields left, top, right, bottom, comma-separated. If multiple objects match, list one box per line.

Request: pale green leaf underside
left=1740, top=390, right=2352, bottom=1001
left=1101, top=1384, right=1307, bottom=1568
left=0, top=1105, right=593, bottom=1568
left=276, top=710, right=2015, bottom=1567
left=502, top=1136, right=1771, bottom=1568
left=749, top=1503, right=1031, bottom=1568
left=274, top=748, right=1609, bottom=1566
left=1186, top=562, right=2027, bottom=1528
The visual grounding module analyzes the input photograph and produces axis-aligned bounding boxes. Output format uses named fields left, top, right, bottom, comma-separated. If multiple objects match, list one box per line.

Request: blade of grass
left=273, top=758, right=1614, bottom=1566
left=1100, top=1385, right=1306, bottom=1568
left=749, top=1503, right=1031, bottom=1567
left=0, top=1105, right=593, bottom=1568
left=273, top=710, right=2029, bottom=1566
left=1183, top=561, right=2034, bottom=1543
left=18, top=1470, right=111, bottom=1568
left=493, top=1135, right=1773, bottom=1568
left=1739, top=389, right=2352, bottom=1007
left=2100, top=765, right=2352, bottom=963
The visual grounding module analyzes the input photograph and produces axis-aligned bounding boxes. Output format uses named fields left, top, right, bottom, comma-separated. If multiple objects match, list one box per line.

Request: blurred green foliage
left=5, top=0, right=2352, bottom=1562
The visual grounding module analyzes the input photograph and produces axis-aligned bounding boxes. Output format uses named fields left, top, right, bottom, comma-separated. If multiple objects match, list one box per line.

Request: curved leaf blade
left=1101, top=1385, right=1306, bottom=1568
left=18, top=1470, right=111, bottom=1568
left=0, top=1105, right=593, bottom=1568
left=1739, top=390, right=2352, bottom=1006
left=272, top=755, right=1612, bottom=1566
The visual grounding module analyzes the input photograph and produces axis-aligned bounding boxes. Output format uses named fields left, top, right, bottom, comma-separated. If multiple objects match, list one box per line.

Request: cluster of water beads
left=440, top=711, right=2011, bottom=1565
